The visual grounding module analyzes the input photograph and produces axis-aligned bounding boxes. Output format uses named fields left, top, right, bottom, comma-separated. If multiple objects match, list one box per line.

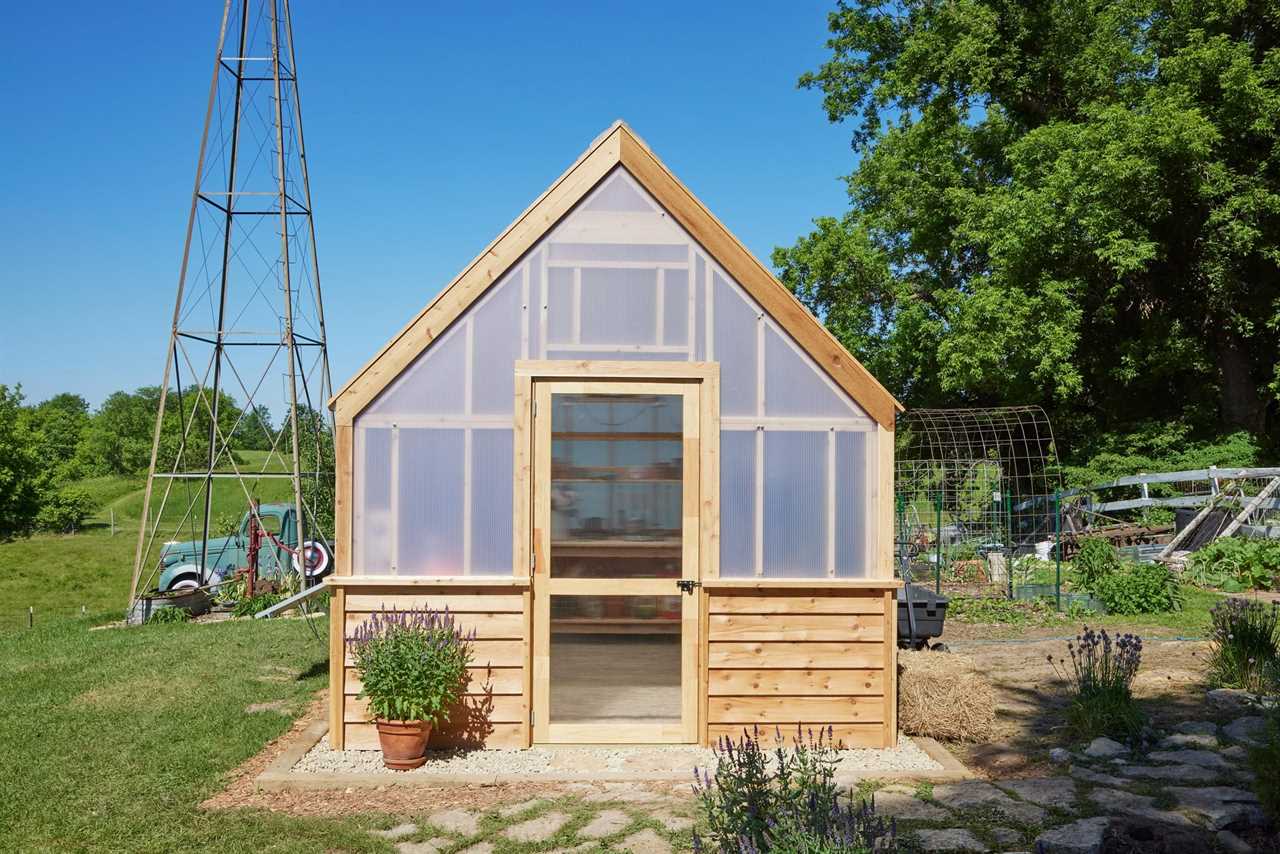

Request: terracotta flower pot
left=374, top=719, right=432, bottom=770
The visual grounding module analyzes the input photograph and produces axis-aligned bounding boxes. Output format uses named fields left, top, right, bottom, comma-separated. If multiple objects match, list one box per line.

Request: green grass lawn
left=0, top=459, right=300, bottom=630
left=0, top=613, right=388, bottom=853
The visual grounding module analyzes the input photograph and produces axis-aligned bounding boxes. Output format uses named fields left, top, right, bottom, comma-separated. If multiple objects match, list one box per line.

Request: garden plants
left=346, top=606, right=473, bottom=769
left=1051, top=626, right=1145, bottom=741
left=1089, top=561, right=1182, bottom=616
left=693, top=726, right=895, bottom=853
left=1188, top=538, right=1280, bottom=592
left=1206, top=598, right=1280, bottom=695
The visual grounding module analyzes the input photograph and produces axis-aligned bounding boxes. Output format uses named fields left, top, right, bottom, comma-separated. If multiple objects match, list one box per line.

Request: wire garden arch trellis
left=895, top=407, right=1068, bottom=604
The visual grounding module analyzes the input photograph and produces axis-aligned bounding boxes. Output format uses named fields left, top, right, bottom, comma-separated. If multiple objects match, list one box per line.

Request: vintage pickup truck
left=157, top=503, right=331, bottom=592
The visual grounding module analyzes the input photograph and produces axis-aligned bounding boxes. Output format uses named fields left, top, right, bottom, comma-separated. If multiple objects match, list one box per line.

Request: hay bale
left=898, top=649, right=996, bottom=742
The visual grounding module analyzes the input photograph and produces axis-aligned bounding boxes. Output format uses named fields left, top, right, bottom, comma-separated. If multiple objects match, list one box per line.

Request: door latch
left=677, top=579, right=701, bottom=595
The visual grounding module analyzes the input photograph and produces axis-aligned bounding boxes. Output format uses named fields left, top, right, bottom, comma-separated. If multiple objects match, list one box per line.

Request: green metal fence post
left=1054, top=490, right=1062, bottom=611
left=934, top=493, right=943, bottom=595
left=1005, top=493, right=1014, bottom=599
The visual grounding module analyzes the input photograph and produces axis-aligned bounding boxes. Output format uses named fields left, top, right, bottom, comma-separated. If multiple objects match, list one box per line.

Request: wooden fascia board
left=616, top=128, right=902, bottom=428
left=328, top=125, right=626, bottom=418
left=330, top=121, right=903, bottom=429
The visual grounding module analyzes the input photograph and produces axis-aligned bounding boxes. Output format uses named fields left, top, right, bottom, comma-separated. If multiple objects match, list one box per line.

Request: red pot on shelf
left=374, top=719, right=432, bottom=770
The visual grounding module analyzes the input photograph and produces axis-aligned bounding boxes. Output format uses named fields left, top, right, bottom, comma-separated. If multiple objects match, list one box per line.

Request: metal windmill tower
left=128, top=0, right=333, bottom=609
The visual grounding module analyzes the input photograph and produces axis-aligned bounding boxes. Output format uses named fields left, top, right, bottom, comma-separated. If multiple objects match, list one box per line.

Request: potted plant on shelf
left=346, top=607, right=474, bottom=770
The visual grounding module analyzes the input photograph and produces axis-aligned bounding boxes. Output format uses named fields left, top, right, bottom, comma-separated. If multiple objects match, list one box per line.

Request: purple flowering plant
left=691, top=726, right=895, bottom=853
left=1049, top=626, right=1145, bottom=740
left=346, top=607, right=474, bottom=725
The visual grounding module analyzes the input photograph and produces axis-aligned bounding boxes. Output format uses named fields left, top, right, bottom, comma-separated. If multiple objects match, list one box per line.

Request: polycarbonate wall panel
left=579, top=268, right=658, bottom=345
left=835, top=431, right=872, bottom=578
left=351, top=165, right=880, bottom=579
left=355, top=428, right=392, bottom=573
left=764, top=326, right=859, bottom=418
left=471, top=274, right=522, bottom=415
left=763, top=431, right=827, bottom=576
left=471, top=429, right=514, bottom=574
left=719, top=430, right=756, bottom=577
left=397, top=428, right=465, bottom=575
left=713, top=271, right=758, bottom=416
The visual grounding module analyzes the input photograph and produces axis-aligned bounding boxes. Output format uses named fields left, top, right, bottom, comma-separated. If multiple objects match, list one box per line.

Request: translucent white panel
left=471, top=429, right=514, bottom=574
left=714, top=271, right=758, bottom=416
left=662, top=269, right=688, bottom=347
left=580, top=267, right=657, bottom=345
left=355, top=427, right=392, bottom=574
left=835, top=431, right=872, bottom=578
left=471, top=272, right=522, bottom=415
left=719, top=429, right=756, bottom=577
left=528, top=249, right=543, bottom=358
left=764, top=325, right=862, bottom=418
left=581, top=170, right=656, bottom=212
left=548, top=243, right=687, bottom=263
left=547, top=267, right=574, bottom=345
left=365, top=323, right=466, bottom=416
left=397, top=428, right=465, bottom=575
left=763, top=431, right=827, bottom=577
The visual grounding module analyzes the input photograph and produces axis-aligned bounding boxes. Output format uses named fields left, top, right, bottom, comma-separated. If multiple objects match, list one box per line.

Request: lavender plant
left=1206, top=598, right=1280, bottom=695
left=346, top=607, right=474, bottom=725
left=692, top=726, right=895, bottom=853
left=1050, top=626, right=1144, bottom=741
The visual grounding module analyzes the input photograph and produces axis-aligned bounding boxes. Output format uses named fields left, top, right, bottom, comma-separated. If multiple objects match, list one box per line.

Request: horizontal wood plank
left=707, top=723, right=885, bottom=749
left=345, top=612, right=524, bottom=639
left=708, top=642, right=884, bottom=669
left=345, top=666, right=524, bottom=696
left=345, top=693, right=527, bottom=724
left=708, top=594, right=884, bottom=616
left=327, top=577, right=530, bottom=589
left=708, top=695, right=884, bottom=724
left=344, top=639, right=524, bottom=668
left=708, top=614, right=883, bottom=642
left=344, top=593, right=525, bottom=612
left=707, top=669, right=884, bottom=697
left=344, top=721, right=526, bottom=751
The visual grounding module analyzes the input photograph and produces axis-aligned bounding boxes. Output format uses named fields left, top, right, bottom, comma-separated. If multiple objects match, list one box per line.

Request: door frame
left=513, top=361, right=720, bottom=744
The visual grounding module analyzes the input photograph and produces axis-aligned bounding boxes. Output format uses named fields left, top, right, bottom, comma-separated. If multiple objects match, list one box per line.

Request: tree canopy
left=776, top=0, right=1279, bottom=451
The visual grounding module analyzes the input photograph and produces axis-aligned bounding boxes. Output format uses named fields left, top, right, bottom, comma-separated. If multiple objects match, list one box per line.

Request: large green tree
left=776, top=0, right=1280, bottom=444
left=0, top=386, right=43, bottom=538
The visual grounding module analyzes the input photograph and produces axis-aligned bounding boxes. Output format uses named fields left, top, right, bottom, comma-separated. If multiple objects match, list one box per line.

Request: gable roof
left=331, top=121, right=903, bottom=428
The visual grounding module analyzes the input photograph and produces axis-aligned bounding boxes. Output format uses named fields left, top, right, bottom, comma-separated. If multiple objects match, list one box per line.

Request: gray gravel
left=292, top=736, right=942, bottom=778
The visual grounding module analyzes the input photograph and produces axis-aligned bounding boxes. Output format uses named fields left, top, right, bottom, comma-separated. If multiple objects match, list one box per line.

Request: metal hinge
left=677, top=579, right=701, bottom=595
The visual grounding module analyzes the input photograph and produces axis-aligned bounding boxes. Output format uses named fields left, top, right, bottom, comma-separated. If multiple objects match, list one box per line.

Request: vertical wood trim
left=513, top=375, right=532, bottom=577
left=826, top=429, right=837, bottom=577
left=682, top=386, right=700, bottom=743
left=699, top=588, right=710, bottom=745
left=463, top=428, right=473, bottom=575
left=883, top=588, right=898, bottom=746
left=531, top=381, right=553, bottom=743
left=389, top=424, right=400, bottom=575
left=334, top=424, right=352, bottom=576
left=754, top=427, right=764, bottom=577
left=875, top=424, right=895, bottom=580
left=329, top=587, right=346, bottom=748
left=522, top=586, right=533, bottom=746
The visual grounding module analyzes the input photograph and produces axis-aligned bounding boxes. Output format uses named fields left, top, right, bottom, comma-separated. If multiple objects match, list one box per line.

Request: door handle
left=676, top=579, right=700, bottom=595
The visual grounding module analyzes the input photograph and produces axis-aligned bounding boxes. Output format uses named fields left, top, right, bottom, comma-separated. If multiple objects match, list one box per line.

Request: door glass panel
left=549, top=594, right=682, bottom=723
left=550, top=393, right=683, bottom=578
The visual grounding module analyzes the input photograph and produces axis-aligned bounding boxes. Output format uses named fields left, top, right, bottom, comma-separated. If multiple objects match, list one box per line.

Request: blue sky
left=0, top=1, right=857, bottom=409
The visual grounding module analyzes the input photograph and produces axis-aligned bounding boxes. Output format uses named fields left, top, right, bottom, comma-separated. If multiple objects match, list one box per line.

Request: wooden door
left=530, top=380, right=701, bottom=743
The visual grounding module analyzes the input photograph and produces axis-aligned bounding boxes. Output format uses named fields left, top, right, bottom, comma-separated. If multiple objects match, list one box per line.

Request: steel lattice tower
left=128, top=0, right=333, bottom=608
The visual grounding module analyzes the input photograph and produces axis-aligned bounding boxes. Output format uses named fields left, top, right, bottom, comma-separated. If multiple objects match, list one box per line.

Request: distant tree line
left=0, top=384, right=279, bottom=539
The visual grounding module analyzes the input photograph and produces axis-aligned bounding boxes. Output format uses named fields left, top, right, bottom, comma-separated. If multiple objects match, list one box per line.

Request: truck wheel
left=294, top=541, right=332, bottom=579
left=168, top=574, right=201, bottom=592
